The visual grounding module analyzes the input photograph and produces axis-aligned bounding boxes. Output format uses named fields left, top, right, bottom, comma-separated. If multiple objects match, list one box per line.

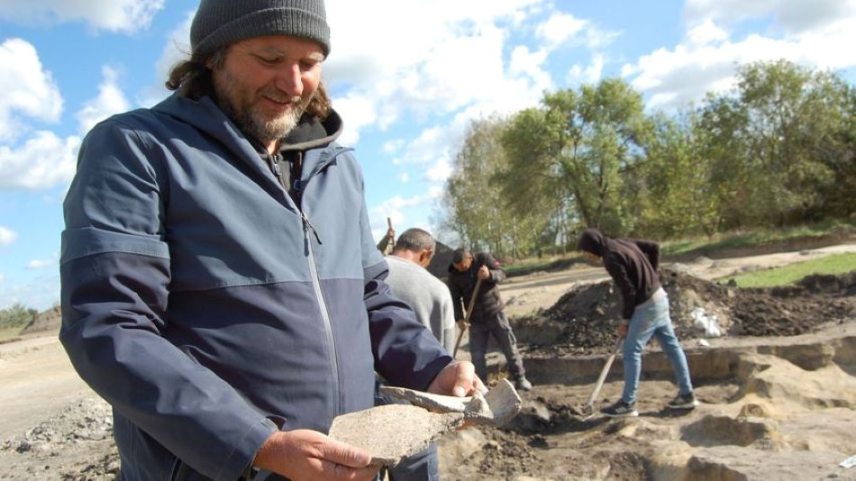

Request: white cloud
left=398, top=172, right=410, bottom=183
left=685, top=0, right=856, bottom=33
left=396, top=127, right=455, bottom=165
left=686, top=19, right=729, bottom=46
left=0, top=226, right=17, bottom=246
left=568, top=54, right=605, bottom=85
left=428, top=185, right=444, bottom=199
left=0, top=273, right=4, bottom=283
left=623, top=7, right=856, bottom=110
left=0, top=0, right=165, bottom=34
left=382, top=139, right=405, bottom=155
left=334, top=93, right=377, bottom=147
left=370, top=191, right=437, bottom=240
left=322, top=0, right=558, bottom=148
left=27, top=259, right=54, bottom=270
left=535, top=11, right=588, bottom=49
left=76, top=66, right=130, bottom=134
left=425, top=159, right=453, bottom=182
left=0, top=39, right=63, bottom=142
left=0, top=131, right=80, bottom=190
left=141, top=10, right=194, bottom=107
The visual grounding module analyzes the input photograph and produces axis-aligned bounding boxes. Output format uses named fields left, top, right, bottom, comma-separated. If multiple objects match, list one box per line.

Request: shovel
left=578, top=335, right=624, bottom=420
left=452, top=276, right=483, bottom=358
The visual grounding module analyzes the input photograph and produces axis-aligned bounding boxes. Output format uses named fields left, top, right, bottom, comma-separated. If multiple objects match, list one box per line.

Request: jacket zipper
left=267, top=151, right=340, bottom=418
left=301, top=211, right=339, bottom=417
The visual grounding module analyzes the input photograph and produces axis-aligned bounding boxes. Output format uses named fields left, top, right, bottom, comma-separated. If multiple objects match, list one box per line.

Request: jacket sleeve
left=60, top=121, right=276, bottom=481
left=358, top=184, right=451, bottom=391
left=635, top=239, right=660, bottom=271
left=604, top=253, right=636, bottom=320
left=480, top=252, right=507, bottom=284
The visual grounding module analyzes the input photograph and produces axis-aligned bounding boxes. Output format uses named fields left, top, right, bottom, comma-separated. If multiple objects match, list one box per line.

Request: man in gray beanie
left=59, top=1, right=484, bottom=480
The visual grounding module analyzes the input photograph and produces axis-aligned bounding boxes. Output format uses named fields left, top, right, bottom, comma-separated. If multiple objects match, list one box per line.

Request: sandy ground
left=0, top=244, right=854, bottom=480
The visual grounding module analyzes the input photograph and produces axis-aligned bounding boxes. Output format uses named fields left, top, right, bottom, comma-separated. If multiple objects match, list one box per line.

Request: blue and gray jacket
left=60, top=93, right=451, bottom=481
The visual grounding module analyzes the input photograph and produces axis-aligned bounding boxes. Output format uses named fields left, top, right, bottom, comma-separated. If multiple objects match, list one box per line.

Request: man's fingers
left=452, top=361, right=475, bottom=397
left=321, top=439, right=372, bottom=468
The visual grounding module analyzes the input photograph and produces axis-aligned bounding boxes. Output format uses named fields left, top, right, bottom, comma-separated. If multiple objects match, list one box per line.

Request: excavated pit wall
left=522, top=331, right=856, bottom=386
left=467, top=324, right=856, bottom=481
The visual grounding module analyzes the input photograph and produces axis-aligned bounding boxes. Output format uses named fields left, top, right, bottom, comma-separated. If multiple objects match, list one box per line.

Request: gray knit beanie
left=191, top=0, right=331, bottom=58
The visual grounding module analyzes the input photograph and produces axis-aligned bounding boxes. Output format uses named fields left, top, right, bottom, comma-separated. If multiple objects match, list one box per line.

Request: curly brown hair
left=165, top=50, right=331, bottom=120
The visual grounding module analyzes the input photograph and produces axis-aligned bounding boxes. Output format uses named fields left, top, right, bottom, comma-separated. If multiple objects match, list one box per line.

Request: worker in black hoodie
left=577, top=228, right=696, bottom=417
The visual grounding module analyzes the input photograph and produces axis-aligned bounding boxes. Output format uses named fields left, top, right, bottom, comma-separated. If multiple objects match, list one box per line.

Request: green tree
left=501, top=78, right=653, bottom=236
left=750, top=61, right=844, bottom=222
left=639, top=112, right=719, bottom=237
left=440, top=116, right=545, bottom=258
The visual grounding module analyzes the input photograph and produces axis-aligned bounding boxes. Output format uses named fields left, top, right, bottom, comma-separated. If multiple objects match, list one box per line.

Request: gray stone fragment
left=379, top=378, right=522, bottom=426
left=329, top=380, right=523, bottom=467
left=482, top=379, right=523, bottom=426
left=328, top=404, right=464, bottom=466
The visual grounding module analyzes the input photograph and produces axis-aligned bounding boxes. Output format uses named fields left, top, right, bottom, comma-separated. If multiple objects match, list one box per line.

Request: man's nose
left=274, top=63, right=303, bottom=97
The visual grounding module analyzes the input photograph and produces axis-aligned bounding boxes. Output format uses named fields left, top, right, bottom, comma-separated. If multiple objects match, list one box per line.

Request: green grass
left=661, top=220, right=856, bottom=256
left=724, top=252, right=856, bottom=288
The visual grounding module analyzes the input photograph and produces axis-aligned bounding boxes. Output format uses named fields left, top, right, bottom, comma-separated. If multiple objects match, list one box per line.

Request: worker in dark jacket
left=59, top=2, right=482, bottom=480
left=447, top=248, right=532, bottom=391
left=577, top=228, right=696, bottom=417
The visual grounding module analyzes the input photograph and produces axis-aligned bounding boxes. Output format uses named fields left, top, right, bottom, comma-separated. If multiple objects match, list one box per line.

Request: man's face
left=454, top=256, right=473, bottom=272
left=211, top=35, right=324, bottom=148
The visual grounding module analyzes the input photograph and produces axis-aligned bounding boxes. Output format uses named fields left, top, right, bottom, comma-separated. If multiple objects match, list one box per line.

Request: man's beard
left=214, top=68, right=312, bottom=145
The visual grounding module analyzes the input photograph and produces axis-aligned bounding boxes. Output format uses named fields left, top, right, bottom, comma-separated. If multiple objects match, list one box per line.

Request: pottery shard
left=378, top=378, right=522, bottom=426
left=328, top=404, right=465, bottom=466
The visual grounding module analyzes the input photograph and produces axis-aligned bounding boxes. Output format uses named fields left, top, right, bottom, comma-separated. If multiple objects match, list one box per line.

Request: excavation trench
left=440, top=270, right=856, bottom=481
left=443, top=331, right=856, bottom=481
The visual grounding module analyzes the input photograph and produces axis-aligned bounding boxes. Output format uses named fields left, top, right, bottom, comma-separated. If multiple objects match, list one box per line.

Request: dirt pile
left=514, top=269, right=855, bottom=354
left=0, top=396, right=118, bottom=481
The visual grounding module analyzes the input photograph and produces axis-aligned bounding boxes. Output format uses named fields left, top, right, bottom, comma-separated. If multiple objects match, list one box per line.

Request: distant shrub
left=0, top=303, right=36, bottom=328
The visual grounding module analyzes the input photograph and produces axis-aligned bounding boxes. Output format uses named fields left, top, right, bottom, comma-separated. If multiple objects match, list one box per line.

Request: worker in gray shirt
left=385, top=228, right=456, bottom=355
left=380, top=227, right=460, bottom=480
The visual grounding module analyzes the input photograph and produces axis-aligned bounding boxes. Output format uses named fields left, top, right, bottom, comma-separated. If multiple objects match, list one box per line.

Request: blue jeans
left=621, top=289, right=693, bottom=404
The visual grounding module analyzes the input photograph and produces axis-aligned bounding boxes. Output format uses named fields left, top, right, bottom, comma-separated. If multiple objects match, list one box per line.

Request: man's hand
left=427, top=360, right=487, bottom=397
left=253, top=430, right=379, bottom=481
left=456, top=319, right=468, bottom=330
left=616, top=322, right=629, bottom=338
left=477, top=265, right=490, bottom=280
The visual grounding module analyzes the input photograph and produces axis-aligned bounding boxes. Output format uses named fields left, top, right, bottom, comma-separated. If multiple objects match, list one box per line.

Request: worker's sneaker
left=667, top=392, right=698, bottom=410
left=600, top=400, right=638, bottom=418
left=514, top=377, right=533, bottom=392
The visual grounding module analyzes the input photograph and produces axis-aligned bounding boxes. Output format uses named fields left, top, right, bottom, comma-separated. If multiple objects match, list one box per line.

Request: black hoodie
left=578, top=228, right=661, bottom=319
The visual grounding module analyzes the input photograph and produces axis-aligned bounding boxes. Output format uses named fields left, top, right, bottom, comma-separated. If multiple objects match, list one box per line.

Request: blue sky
left=1, top=0, right=855, bottom=311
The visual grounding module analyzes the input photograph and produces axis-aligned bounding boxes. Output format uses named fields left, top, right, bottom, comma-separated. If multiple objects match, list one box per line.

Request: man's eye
left=256, top=55, right=279, bottom=64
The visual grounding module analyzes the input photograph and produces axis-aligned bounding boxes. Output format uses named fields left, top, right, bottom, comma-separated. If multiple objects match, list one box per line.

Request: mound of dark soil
left=514, top=269, right=855, bottom=355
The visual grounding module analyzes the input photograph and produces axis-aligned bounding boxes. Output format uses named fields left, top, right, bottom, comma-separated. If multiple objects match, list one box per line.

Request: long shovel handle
left=452, top=277, right=484, bottom=358
left=583, top=336, right=625, bottom=408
